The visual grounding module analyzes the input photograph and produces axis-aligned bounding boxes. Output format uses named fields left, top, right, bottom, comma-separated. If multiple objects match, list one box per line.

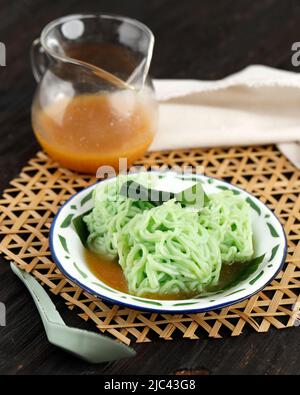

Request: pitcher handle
left=31, top=38, right=49, bottom=82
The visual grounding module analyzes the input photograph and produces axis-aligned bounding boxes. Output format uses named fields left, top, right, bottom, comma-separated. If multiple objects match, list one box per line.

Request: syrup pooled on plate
left=84, top=249, right=128, bottom=294
left=84, top=249, right=246, bottom=300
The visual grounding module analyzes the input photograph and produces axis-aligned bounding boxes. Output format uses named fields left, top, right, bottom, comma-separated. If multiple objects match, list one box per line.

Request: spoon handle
left=10, top=263, right=65, bottom=327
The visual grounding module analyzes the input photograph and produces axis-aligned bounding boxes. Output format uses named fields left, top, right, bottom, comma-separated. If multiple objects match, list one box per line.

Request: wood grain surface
left=0, top=0, right=300, bottom=375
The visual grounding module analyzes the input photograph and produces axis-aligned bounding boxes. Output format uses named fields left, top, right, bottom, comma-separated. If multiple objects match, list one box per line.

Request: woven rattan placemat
left=0, top=146, right=299, bottom=344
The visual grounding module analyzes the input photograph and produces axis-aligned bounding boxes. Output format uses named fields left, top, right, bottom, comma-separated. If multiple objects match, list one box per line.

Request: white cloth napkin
left=151, top=65, right=300, bottom=168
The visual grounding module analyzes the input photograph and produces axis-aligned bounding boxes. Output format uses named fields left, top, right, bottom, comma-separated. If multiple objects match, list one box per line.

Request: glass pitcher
left=31, top=14, right=158, bottom=174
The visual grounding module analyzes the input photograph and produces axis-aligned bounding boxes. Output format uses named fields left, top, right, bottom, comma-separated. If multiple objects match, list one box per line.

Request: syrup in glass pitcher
left=31, top=14, right=158, bottom=173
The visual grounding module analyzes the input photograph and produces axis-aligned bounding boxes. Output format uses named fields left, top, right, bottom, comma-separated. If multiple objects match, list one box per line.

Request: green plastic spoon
left=10, top=262, right=136, bottom=363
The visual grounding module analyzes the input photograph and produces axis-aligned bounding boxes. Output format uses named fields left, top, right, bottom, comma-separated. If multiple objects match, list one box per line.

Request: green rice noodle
left=83, top=175, right=155, bottom=259
left=198, top=191, right=253, bottom=264
left=117, top=200, right=222, bottom=296
left=83, top=175, right=254, bottom=297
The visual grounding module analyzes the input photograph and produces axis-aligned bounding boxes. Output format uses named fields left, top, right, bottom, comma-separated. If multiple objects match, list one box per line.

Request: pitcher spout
left=36, top=14, right=154, bottom=91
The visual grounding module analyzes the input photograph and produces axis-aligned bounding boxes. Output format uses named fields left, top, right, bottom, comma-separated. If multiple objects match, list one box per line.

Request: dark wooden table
left=0, top=0, right=300, bottom=375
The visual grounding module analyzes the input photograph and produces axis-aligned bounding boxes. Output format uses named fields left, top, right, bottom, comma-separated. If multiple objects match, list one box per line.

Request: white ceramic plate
left=49, top=172, right=287, bottom=313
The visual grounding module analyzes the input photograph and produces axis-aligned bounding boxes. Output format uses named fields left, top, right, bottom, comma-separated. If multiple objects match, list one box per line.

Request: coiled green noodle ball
left=198, top=191, right=253, bottom=264
left=83, top=175, right=155, bottom=259
left=117, top=200, right=222, bottom=296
